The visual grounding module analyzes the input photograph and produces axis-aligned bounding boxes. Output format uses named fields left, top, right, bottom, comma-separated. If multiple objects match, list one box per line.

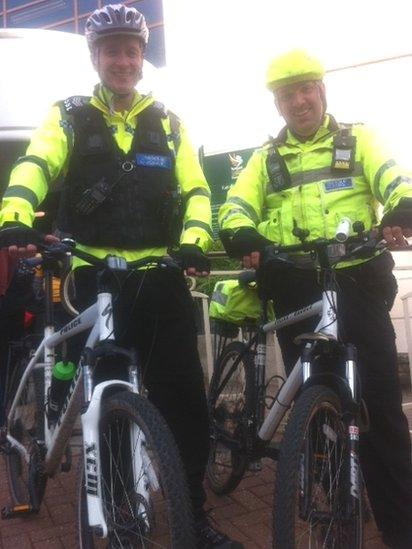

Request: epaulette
left=151, top=100, right=168, bottom=118
left=338, top=122, right=363, bottom=130
left=59, top=96, right=92, bottom=114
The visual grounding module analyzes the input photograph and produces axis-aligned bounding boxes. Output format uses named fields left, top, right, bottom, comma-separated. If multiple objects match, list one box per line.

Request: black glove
left=379, top=198, right=412, bottom=236
left=0, top=222, right=42, bottom=249
left=219, top=227, right=272, bottom=258
left=177, top=244, right=211, bottom=273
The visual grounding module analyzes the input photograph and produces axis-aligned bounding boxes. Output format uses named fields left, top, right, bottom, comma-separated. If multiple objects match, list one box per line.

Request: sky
left=160, top=0, right=412, bottom=166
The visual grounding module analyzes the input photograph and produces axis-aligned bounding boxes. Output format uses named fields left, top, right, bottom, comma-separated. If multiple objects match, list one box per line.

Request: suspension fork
left=344, top=344, right=362, bottom=514
left=254, top=330, right=267, bottom=430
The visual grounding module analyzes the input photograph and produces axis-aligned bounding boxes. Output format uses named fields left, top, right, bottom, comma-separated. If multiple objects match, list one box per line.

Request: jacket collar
left=90, top=84, right=154, bottom=121
left=276, top=114, right=340, bottom=146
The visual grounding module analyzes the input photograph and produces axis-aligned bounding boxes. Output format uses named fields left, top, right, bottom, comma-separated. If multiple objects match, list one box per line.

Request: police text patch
left=135, top=153, right=171, bottom=169
left=323, top=178, right=353, bottom=192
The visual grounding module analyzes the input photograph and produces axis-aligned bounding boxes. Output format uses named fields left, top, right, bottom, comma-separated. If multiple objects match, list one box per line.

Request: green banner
left=200, top=147, right=256, bottom=236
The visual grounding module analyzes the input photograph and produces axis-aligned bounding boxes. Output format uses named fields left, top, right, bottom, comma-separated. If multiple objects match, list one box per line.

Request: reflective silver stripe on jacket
left=184, top=220, right=213, bottom=237
left=3, top=185, right=39, bottom=208
left=373, top=159, right=396, bottom=201
left=12, top=155, right=51, bottom=185
left=266, top=162, right=364, bottom=194
left=211, top=290, right=228, bottom=306
left=222, top=196, right=260, bottom=225
left=383, top=176, right=412, bottom=202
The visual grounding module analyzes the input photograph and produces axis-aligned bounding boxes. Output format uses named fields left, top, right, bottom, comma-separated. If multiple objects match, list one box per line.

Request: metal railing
left=401, top=290, right=412, bottom=390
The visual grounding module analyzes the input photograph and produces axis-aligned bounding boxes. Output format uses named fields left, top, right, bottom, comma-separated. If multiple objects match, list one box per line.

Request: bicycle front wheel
left=206, top=341, right=255, bottom=495
left=77, top=391, right=195, bottom=548
left=273, top=384, right=363, bottom=549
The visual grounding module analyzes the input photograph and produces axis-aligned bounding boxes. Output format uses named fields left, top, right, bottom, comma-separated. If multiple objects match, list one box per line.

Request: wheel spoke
left=78, top=392, right=194, bottom=547
left=274, top=386, right=363, bottom=548
left=207, top=342, right=254, bottom=494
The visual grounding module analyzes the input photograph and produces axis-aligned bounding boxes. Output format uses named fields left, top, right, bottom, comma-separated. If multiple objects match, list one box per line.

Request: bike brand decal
left=349, top=425, right=359, bottom=441
left=59, top=317, right=81, bottom=335
left=85, top=443, right=99, bottom=496
left=350, top=450, right=361, bottom=499
left=56, top=364, right=82, bottom=427
left=102, top=303, right=113, bottom=330
left=293, top=304, right=313, bottom=317
left=326, top=307, right=336, bottom=321
left=323, top=178, right=353, bottom=193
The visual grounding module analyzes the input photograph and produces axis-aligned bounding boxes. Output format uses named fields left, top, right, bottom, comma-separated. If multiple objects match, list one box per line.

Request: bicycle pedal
left=248, top=459, right=262, bottom=472
left=1, top=504, right=36, bottom=519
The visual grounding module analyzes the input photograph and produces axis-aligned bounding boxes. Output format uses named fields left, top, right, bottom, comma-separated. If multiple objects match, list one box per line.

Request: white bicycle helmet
left=85, top=3, right=149, bottom=50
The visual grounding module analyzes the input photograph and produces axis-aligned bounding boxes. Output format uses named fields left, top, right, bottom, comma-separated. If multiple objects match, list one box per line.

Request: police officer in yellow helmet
left=0, top=4, right=244, bottom=547
left=219, top=49, right=412, bottom=548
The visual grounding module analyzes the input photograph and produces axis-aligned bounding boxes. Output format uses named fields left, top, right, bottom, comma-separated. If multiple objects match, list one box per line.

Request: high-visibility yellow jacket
left=219, top=115, right=412, bottom=253
left=0, top=85, right=213, bottom=265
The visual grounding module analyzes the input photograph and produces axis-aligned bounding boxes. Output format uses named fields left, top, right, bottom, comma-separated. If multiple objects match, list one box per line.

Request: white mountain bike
left=0, top=238, right=195, bottom=548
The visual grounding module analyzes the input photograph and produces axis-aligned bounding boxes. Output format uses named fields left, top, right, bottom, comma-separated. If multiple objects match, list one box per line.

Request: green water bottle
left=48, top=361, right=76, bottom=424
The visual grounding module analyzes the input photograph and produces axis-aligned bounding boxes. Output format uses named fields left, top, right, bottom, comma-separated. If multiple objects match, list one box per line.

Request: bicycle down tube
left=258, top=289, right=337, bottom=441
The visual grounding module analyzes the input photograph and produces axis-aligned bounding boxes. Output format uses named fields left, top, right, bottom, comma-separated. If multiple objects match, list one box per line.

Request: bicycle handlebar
left=22, top=231, right=180, bottom=272
left=259, top=230, right=385, bottom=273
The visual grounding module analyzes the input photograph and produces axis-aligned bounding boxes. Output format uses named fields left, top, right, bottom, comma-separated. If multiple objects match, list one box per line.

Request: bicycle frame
left=6, top=276, right=143, bottom=538
left=257, top=289, right=340, bottom=441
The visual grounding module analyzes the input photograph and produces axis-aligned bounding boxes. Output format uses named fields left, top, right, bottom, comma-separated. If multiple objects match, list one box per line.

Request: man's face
left=275, top=80, right=325, bottom=138
left=93, top=35, right=144, bottom=95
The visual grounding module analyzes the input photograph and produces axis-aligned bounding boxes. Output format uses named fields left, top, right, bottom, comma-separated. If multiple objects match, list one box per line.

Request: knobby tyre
left=206, top=341, right=255, bottom=495
left=4, top=338, right=47, bottom=509
left=273, top=384, right=363, bottom=549
left=77, top=390, right=195, bottom=549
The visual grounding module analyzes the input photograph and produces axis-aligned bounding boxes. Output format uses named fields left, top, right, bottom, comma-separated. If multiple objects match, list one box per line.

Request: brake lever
left=260, top=246, right=293, bottom=269
left=344, top=237, right=384, bottom=260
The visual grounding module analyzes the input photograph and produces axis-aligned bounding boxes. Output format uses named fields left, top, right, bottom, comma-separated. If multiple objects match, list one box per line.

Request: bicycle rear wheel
left=3, top=339, right=46, bottom=508
left=77, top=390, right=194, bottom=548
left=273, top=384, right=363, bottom=549
left=206, top=341, right=255, bottom=495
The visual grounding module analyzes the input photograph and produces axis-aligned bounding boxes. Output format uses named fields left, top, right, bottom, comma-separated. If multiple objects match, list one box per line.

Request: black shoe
left=195, top=518, right=244, bottom=548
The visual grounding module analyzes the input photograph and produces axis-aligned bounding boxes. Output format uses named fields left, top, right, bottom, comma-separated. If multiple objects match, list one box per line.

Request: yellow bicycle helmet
left=266, top=49, right=325, bottom=91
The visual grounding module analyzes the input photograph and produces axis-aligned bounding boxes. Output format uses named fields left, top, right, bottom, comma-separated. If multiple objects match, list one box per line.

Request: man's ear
left=90, top=50, right=98, bottom=71
left=273, top=93, right=282, bottom=116
left=318, top=81, right=326, bottom=96
left=317, top=81, right=327, bottom=113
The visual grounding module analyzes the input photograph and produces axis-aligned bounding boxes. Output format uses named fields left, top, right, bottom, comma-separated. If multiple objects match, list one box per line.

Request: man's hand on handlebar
left=381, top=225, right=412, bottom=250
left=379, top=198, right=412, bottom=249
left=176, top=244, right=210, bottom=277
left=242, top=251, right=261, bottom=269
left=0, top=222, right=59, bottom=258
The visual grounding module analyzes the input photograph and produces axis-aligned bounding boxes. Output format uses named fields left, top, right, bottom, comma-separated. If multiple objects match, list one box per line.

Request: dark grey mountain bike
left=209, top=220, right=380, bottom=548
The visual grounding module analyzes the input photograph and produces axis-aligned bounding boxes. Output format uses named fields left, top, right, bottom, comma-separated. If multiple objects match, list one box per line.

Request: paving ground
left=0, top=396, right=411, bottom=548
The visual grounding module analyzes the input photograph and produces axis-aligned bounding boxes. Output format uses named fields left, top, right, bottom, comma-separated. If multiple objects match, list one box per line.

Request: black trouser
left=72, top=266, right=210, bottom=518
left=263, top=252, right=412, bottom=539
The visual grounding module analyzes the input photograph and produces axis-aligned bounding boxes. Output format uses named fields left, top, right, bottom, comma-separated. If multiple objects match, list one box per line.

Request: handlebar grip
left=238, top=270, right=256, bottom=287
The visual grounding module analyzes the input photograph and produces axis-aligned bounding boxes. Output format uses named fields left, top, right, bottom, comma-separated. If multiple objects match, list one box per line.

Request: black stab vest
left=56, top=100, right=182, bottom=249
